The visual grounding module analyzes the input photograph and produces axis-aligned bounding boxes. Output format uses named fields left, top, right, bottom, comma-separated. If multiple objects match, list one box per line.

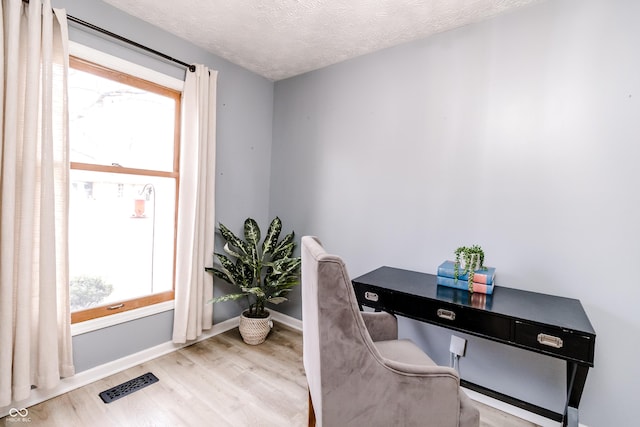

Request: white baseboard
left=0, top=316, right=239, bottom=418
left=462, top=387, right=589, bottom=427
left=0, top=313, right=301, bottom=419
left=2, top=311, right=587, bottom=427
left=270, top=310, right=302, bottom=331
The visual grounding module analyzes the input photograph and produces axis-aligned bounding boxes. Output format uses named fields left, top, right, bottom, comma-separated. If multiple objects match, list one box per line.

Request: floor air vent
left=99, top=372, right=159, bottom=403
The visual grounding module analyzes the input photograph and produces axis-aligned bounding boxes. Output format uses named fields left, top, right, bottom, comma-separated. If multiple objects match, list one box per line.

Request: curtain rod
left=22, top=1, right=195, bottom=72
left=66, top=15, right=196, bottom=72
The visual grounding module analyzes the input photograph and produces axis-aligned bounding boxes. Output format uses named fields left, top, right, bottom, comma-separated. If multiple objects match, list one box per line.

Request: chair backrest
left=301, top=236, right=479, bottom=427
left=301, top=236, right=379, bottom=426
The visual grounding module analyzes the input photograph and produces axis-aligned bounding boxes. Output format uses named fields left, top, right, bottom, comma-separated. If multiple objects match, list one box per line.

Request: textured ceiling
left=103, top=0, right=544, bottom=81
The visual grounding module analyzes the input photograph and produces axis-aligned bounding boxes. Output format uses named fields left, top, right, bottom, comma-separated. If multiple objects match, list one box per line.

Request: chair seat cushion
left=374, top=339, right=437, bottom=366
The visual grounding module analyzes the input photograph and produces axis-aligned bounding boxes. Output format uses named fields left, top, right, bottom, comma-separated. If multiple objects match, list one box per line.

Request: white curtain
left=0, top=0, right=74, bottom=407
left=172, top=65, right=217, bottom=343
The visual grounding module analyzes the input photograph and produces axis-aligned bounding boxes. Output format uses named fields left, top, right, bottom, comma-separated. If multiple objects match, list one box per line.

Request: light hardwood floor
left=2, top=323, right=539, bottom=427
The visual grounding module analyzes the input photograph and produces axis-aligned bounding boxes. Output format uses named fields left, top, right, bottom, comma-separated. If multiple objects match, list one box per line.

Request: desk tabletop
left=352, top=266, right=595, bottom=336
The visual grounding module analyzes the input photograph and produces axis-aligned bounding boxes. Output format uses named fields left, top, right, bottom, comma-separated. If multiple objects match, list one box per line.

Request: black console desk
left=352, top=266, right=595, bottom=427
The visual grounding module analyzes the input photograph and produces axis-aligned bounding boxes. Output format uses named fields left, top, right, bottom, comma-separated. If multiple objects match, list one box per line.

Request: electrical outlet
left=450, top=335, right=467, bottom=357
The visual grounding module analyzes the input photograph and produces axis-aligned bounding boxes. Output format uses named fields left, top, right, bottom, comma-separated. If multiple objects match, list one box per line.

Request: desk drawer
left=394, top=293, right=511, bottom=341
left=353, top=283, right=392, bottom=311
left=515, top=321, right=593, bottom=363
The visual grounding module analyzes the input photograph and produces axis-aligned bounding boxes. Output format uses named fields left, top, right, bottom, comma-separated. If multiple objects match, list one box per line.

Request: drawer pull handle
left=537, top=333, right=563, bottom=349
left=437, top=309, right=456, bottom=321
left=364, top=291, right=379, bottom=302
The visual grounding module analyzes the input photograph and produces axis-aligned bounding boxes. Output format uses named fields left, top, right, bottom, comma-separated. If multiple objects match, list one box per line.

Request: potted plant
left=453, top=245, right=486, bottom=293
left=208, top=216, right=301, bottom=345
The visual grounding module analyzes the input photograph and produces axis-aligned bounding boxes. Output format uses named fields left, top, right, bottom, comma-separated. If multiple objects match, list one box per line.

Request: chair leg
left=308, top=388, right=316, bottom=427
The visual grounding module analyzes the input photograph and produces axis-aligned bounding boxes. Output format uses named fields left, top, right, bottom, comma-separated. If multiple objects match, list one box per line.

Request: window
left=68, top=56, right=181, bottom=323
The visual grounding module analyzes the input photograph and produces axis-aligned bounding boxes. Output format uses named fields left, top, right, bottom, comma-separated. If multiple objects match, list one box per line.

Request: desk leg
left=564, top=362, right=589, bottom=427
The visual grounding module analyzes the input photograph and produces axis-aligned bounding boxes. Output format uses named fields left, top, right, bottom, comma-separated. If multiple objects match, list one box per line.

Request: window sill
left=71, top=300, right=175, bottom=336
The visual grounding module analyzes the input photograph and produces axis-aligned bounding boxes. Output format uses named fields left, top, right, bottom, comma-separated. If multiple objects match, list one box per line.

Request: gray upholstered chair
left=301, top=236, right=480, bottom=427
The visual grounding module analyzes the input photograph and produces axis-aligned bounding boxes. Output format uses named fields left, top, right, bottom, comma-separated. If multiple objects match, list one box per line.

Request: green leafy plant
left=70, top=275, right=114, bottom=311
left=453, top=245, right=486, bottom=293
left=208, top=217, right=301, bottom=318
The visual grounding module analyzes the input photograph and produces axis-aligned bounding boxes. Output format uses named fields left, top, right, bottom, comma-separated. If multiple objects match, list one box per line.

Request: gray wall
left=271, top=0, right=639, bottom=425
left=54, top=0, right=274, bottom=371
left=46, top=0, right=638, bottom=424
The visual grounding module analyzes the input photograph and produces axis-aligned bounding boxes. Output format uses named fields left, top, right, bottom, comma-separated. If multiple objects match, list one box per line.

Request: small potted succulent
left=453, top=245, right=486, bottom=293
left=208, top=217, right=301, bottom=344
